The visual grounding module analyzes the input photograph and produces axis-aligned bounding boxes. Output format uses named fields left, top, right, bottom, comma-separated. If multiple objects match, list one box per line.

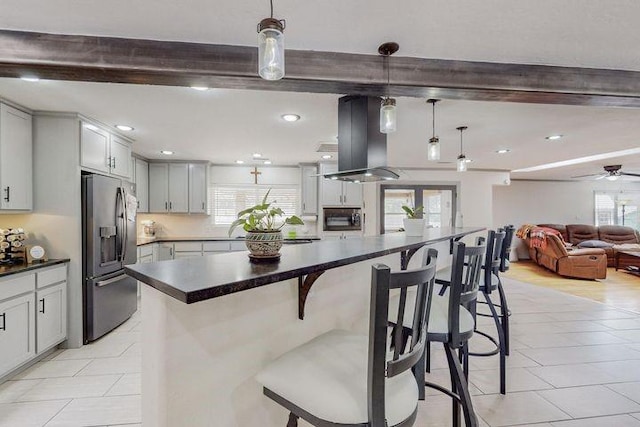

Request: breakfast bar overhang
left=125, top=227, right=483, bottom=427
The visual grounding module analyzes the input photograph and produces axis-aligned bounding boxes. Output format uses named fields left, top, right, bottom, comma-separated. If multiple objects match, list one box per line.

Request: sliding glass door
left=380, top=185, right=457, bottom=234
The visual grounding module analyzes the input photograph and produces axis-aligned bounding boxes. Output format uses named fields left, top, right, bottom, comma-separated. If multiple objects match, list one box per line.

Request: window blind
left=210, top=185, right=299, bottom=225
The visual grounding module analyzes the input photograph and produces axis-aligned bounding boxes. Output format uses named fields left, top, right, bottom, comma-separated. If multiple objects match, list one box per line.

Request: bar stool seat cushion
left=388, top=293, right=474, bottom=335
left=255, top=329, right=419, bottom=426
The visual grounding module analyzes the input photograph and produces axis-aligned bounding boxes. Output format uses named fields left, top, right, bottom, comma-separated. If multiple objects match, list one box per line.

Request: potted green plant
left=228, top=189, right=304, bottom=261
left=402, top=205, right=425, bottom=236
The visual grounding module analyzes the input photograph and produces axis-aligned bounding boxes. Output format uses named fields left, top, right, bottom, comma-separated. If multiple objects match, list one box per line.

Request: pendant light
left=257, top=0, right=286, bottom=81
left=378, top=42, right=399, bottom=134
left=427, top=99, right=441, bottom=161
left=456, top=126, right=468, bottom=172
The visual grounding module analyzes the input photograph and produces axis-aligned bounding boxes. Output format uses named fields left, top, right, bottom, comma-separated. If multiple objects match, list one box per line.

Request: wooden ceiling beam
left=1, top=29, right=640, bottom=107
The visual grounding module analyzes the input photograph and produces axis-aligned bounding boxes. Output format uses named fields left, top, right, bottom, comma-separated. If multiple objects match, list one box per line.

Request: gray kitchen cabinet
left=149, top=162, right=207, bottom=214
left=0, top=264, right=67, bottom=379
left=319, top=163, right=363, bottom=207
left=300, top=165, right=318, bottom=215
left=153, top=243, right=174, bottom=261
left=189, top=163, right=208, bottom=214
left=135, top=158, right=149, bottom=212
left=169, top=164, right=189, bottom=213
left=36, top=282, right=66, bottom=353
left=149, top=163, right=169, bottom=213
left=0, top=103, right=33, bottom=211
left=0, top=293, right=36, bottom=376
left=80, top=121, right=133, bottom=180
left=109, top=135, right=132, bottom=179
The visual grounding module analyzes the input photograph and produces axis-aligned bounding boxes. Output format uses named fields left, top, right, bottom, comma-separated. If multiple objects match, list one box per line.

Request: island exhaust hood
left=324, top=95, right=399, bottom=182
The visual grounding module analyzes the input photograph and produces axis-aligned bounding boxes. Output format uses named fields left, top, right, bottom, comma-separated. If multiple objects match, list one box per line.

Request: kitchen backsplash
left=136, top=213, right=319, bottom=238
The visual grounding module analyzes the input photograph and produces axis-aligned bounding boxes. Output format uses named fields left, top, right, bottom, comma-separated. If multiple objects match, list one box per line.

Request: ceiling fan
left=572, top=165, right=640, bottom=181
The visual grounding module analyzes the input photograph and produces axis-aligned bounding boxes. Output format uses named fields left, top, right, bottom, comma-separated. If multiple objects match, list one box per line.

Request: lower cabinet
left=0, top=293, right=36, bottom=376
left=36, top=283, right=66, bottom=352
left=0, top=263, right=68, bottom=379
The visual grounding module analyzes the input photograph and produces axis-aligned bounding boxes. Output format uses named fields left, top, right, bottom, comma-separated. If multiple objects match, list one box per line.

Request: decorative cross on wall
left=250, top=166, right=262, bottom=184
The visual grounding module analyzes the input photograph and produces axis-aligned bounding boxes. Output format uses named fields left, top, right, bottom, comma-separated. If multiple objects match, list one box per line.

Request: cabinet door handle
left=202, top=202, right=205, bottom=210
left=3, top=186, right=9, bottom=202
left=165, top=201, right=168, bottom=211
left=107, top=157, right=111, bottom=168
left=169, top=201, right=172, bottom=211
left=112, top=158, right=116, bottom=169
left=169, top=247, right=173, bottom=257
left=303, top=202, right=306, bottom=211
left=137, top=200, right=140, bottom=209
left=0, top=312, right=5, bottom=330
left=39, top=298, right=45, bottom=314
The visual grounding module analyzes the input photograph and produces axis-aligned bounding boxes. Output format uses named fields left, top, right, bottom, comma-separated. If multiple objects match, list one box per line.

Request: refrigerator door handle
left=96, top=273, right=129, bottom=287
left=115, top=188, right=125, bottom=263
left=120, top=187, right=129, bottom=264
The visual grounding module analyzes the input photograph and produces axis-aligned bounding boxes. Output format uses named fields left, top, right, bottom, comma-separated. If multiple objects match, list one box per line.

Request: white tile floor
left=3, top=276, right=640, bottom=426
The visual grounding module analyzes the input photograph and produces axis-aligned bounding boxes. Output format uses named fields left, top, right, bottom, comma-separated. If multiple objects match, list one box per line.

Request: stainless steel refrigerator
left=82, top=173, right=138, bottom=343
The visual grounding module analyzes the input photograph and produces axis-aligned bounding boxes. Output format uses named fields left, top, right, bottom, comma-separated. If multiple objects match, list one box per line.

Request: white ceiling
left=1, top=1, right=640, bottom=181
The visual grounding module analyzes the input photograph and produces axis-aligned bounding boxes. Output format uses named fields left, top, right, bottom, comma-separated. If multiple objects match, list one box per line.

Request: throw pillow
left=577, top=240, right=614, bottom=248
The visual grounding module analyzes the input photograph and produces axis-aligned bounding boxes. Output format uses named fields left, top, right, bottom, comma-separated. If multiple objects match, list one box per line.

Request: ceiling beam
left=2, top=30, right=640, bottom=107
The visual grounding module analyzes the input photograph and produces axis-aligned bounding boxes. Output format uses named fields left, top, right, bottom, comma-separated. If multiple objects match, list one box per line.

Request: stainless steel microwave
left=323, top=208, right=362, bottom=231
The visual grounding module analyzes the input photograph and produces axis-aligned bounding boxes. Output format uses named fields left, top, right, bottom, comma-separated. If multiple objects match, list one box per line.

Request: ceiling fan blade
left=572, top=173, right=605, bottom=178
left=621, top=172, right=640, bottom=178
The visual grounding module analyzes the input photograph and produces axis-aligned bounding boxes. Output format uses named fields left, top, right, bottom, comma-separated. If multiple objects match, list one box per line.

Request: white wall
left=493, top=179, right=640, bottom=258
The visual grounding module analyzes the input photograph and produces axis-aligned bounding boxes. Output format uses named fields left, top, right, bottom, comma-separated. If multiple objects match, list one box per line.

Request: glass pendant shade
left=457, top=155, right=467, bottom=172
left=428, top=137, right=440, bottom=161
left=380, top=98, right=397, bottom=133
left=258, top=19, right=285, bottom=81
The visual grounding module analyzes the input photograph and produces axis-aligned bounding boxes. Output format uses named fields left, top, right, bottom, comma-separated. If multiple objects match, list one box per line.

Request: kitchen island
left=125, top=227, right=483, bottom=427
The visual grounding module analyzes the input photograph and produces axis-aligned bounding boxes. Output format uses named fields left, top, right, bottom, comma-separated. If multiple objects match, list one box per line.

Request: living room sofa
left=537, top=224, right=640, bottom=267
left=526, top=231, right=607, bottom=279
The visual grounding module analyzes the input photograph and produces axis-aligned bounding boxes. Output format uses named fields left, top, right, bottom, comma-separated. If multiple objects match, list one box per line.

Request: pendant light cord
left=460, top=128, right=463, bottom=154
left=432, top=102, right=436, bottom=138
left=270, top=0, right=274, bottom=18
left=386, top=55, right=390, bottom=98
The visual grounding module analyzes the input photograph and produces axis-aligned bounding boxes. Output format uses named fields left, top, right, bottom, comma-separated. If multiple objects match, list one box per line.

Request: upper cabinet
left=300, top=165, right=318, bottom=216
left=135, top=158, right=149, bottom=213
left=148, top=162, right=208, bottom=214
left=319, top=163, right=363, bottom=207
left=189, top=163, right=208, bottom=214
left=80, top=122, right=132, bottom=180
left=0, top=103, right=33, bottom=211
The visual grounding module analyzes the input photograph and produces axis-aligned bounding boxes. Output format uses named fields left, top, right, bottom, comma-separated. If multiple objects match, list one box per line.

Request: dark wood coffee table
left=615, top=250, right=640, bottom=273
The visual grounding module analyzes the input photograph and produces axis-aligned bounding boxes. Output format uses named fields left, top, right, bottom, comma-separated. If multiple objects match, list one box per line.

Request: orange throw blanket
left=516, top=224, right=564, bottom=250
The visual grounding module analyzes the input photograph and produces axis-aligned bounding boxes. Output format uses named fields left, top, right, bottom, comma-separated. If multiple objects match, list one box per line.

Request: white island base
left=141, top=252, right=407, bottom=427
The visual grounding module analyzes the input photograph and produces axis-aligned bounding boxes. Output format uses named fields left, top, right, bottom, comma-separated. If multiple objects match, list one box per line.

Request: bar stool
left=391, top=243, right=484, bottom=427
left=469, top=229, right=507, bottom=394
left=497, top=225, right=515, bottom=355
left=256, top=258, right=438, bottom=427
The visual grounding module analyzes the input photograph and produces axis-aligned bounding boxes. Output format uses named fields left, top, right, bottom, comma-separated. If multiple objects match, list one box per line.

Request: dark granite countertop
left=137, top=236, right=321, bottom=246
left=0, top=259, right=70, bottom=279
left=126, top=227, right=483, bottom=304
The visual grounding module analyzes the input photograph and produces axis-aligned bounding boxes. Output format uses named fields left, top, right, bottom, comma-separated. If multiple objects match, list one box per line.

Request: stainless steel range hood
left=324, top=95, right=399, bottom=182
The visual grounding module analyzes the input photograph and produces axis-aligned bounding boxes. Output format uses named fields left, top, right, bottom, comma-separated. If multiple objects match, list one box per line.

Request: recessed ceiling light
left=496, top=149, right=510, bottom=154
left=330, top=176, right=338, bottom=180
left=190, top=86, right=209, bottom=91
left=83, top=123, right=99, bottom=131
left=115, top=125, right=134, bottom=131
left=465, top=159, right=472, bottom=163
left=353, top=180, right=361, bottom=183
left=160, top=150, right=174, bottom=155
left=20, top=76, right=40, bottom=82
left=545, top=135, right=563, bottom=141
left=263, top=160, right=272, bottom=165
left=364, top=173, right=373, bottom=177
left=252, top=153, right=262, bottom=158
left=281, top=114, right=300, bottom=122
left=321, top=154, right=332, bottom=160
left=235, top=160, right=245, bottom=164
